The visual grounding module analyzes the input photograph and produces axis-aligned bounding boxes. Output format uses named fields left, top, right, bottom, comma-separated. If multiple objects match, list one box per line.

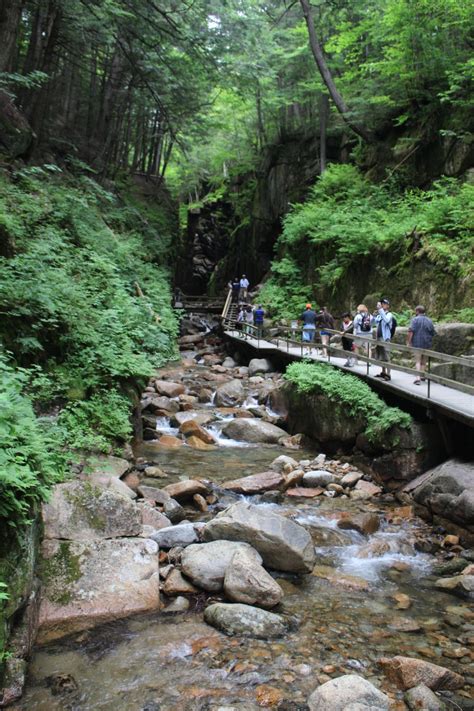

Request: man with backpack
left=374, top=298, right=396, bottom=381
left=254, top=304, right=265, bottom=338
left=353, top=304, right=373, bottom=365
left=407, top=305, right=436, bottom=385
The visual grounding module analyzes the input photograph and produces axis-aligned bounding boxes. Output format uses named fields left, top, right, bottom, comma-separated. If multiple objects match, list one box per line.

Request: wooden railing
left=222, top=319, right=474, bottom=400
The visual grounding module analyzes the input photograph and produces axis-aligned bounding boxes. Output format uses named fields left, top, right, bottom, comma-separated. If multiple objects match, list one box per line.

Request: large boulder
left=393, top=323, right=474, bottom=357
left=224, top=548, right=283, bottom=609
left=405, top=684, right=447, bottom=710
left=204, top=603, right=288, bottom=639
left=221, top=471, right=284, bottom=494
left=405, top=459, right=474, bottom=544
left=38, top=538, right=159, bottom=643
left=154, top=380, right=185, bottom=398
left=303, top=470, right=337, bottom=488
left=248, top=358, right=274, bottom=376
left=378, top=656, right=464, bottom=691
left=434, top=574, right=474, bottom=598
left=214, top=379, right=245, bottom=407
left=308, top=674, right=390, bottom=711
left=203, top=501, right=315, bottom=573
left=142, top=396, right=180, bottom=415
left=181, top=541, right=262, bottom=592
left=171, top=411, right=215, bottom=427
left=42, top=482, right=142, bottom=541
left=222, top=418, right=288, bottom=444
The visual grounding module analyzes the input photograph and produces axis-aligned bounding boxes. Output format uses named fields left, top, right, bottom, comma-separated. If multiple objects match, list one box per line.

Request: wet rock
left=193, top=494, right=208, bottom=512
left=307, top=674, right=390, bottom=710
left=38, top=538, right=160, bottom=644
left=337, top=513, right=380, bottom=536
left=181, top=541, right=262, bottom=592
left=214, top=379, right=245, bottom=407
left=248, top=358, right=274, bottom=376
left=142, top=395, right=180, bottom=415
left=222, top=357, right=236, bottom=368
left=140, top=505, right=172, bottom=530
left=162, top=569, right=199, bottom=595
left=302, top=470, right=337, bottom=488
left=407, top=459, right=474, bottom=545
left=255, top=685, right=283, bottom=706
left=389, top=618, right=422, bottom=633
left=144, top=466, right=168, bottom=479
left=163, top=480, right=209, bottom=500
left=171, top=411, right=215, bottom=427
left=311, top=566, right=370, bottom=591
left=198, top=387, right=213, bottom=403
left=434, top=574, right=474, bottom=598
left=340, top=471, right=364, bottom=488
left=378, top=655, right=465, bottom=691
left=354, top=480, right=382, bottom=496
left=282, top=469, right=305, bottom=491
left=286, top=487, right=323, bottom=498
left=42, top=482, right=142, bottom=541
left=432, top=558, right=469, bottom=576
left=223, top=548, right=283, bottom=609
left=163, top=596, right=190, bottom=613
left=222, top=418, right=288, bottom=444
left=180, top=419, right=216, bottom=444
left=222, top=471, right=284, bottom=495
left=204, top=603, right=288, bottom=639
left=270, top=455, right=299, bottom=473
left=121, top=472, right=141, bottom=491
left=163, top=498, right=186, bottom=523
left=186, top=435, right=217, bottom=451
left=137, top=486, right=170, bottom=504
left=0, top=657, right=27, bottom=706
left=157, top=435, right=183, bottom=448
left=279, top=434, right=304, bottom=449
left=203, top=501, right=316, bottom=573
left=405, top=683, right=447, bottom=710
left=392, top=593, right=412, bottom=610
left=151, top=523, right=199, bottom=549
left=154, top=380, right=185, bottom=398
left=356, top=540, right=392, bottom=558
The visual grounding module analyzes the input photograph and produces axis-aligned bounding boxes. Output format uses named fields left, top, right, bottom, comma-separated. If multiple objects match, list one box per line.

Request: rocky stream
left=17, top=333, right=474, bottom=711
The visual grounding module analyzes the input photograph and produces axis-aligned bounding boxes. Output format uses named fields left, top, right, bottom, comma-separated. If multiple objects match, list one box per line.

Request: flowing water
left=22, top=365, right=474, bottom=710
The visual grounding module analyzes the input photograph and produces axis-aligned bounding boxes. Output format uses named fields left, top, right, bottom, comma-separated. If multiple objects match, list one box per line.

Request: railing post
left=367, top=339, right=370, bottom=375
left=427, top=356, right=431, bottom=399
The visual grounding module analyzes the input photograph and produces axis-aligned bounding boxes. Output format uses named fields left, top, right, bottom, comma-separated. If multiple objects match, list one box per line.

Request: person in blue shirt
left=254, top=305, right=265, bottom=337
left=300, top=303, right=317, bottom=353
left=374, top=298, right=394, bottom=381
left=407, top=305, right=436, bottom=384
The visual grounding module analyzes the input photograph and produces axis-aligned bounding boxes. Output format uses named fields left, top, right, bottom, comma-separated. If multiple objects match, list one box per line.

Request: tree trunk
left=319, top=93, right=329, bottom=173
left=299, top=0, right=372, bottom=144
left=0, top=0, right=23, bottom=72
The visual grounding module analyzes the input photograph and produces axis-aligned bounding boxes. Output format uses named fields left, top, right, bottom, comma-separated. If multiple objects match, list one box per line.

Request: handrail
left=222, top=317, right=474, bottom=400
left=221, top=289, right=233, bottom=320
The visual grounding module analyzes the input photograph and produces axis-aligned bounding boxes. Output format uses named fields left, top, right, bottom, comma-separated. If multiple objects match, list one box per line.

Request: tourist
left=407, top=305, right=436, bottom=384
left=239, top=274, right=249, bottom=301
left=231, top=277, right=240, bottom=303
left=254, top=304, right=265, bottom=338
left=244, top=304, right=254, bottom=334
left=300, top=303, right=317, bottom=353
left=353, top=303, right=373, bottom=364
left=374, top=298, right=394, bottom=381
left=316, top=306, right=334, bottom=357
left=341, top=312, right=354, bottom=366
left=236, top=305, right=245, bottom=331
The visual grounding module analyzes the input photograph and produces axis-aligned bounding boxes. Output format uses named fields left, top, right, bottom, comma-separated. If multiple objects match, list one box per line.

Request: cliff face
left=176, top=125, right=473, bottom=305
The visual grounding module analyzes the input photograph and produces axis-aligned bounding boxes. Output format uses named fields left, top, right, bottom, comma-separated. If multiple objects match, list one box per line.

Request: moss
left=64, top=482, right=107, bottom=533
left=40, top=541, right=83, bottom=605
left=284, top=361, right=411, bottom=443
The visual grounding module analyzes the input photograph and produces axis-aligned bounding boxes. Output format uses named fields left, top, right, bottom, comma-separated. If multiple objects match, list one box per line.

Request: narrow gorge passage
left=22, top=338, right=473, bottom=711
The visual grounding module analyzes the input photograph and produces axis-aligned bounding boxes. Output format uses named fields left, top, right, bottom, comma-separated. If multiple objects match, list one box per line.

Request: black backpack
left=390, top=315, right=397, bottom=338
left=360, top=313, right=371, bottom=332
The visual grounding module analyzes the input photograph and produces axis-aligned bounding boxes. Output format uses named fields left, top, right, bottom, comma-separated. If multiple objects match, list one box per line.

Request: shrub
left=284, top=360, right=411, bottom=441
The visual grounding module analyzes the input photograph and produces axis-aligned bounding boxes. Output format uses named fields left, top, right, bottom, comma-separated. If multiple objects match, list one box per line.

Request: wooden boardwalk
left=224, top=329, right=474, bottom=427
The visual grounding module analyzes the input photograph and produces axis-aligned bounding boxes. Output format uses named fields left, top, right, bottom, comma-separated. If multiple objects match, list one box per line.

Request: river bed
left=21, top=361, right=474, bottom=710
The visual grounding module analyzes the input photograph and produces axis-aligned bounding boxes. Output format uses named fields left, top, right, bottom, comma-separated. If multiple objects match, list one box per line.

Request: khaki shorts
left=375, top=344, right=390, bottom=362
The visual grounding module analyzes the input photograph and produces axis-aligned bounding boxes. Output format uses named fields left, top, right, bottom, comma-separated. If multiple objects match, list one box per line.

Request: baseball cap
left=381, top=298, right=390, bottom=305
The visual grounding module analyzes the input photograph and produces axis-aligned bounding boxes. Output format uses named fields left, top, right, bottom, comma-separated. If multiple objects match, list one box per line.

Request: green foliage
left=259, top=258, right=314, bottom=320
left=265, top=165, right=473, bottom=317
left=0, top=170, right=178, bottom=459
left=284, top=360, right=411, bottom=441
left=0, top=353, right=62, bottom=528
left=439, top=308, right=474, bottom=324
